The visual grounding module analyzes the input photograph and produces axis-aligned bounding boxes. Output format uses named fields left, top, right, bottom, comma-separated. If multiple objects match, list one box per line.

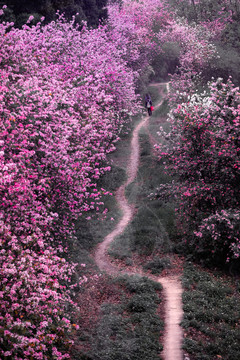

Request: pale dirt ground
left=94, top=83, right=184, bottom=360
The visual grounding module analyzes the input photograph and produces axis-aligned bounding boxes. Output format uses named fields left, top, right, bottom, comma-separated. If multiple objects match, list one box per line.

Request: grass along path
left=94, top=83, right=184, bottom=360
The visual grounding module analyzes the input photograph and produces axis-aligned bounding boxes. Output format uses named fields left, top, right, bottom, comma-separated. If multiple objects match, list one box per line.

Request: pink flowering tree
left=165, top=0, right=240, bottom=83
left=0, top=12, right=141, bottom=237
left=107, top=0, right=173, bottom=87
left=107, top=1, right=226, bottom=87
left=158, top=17, right=217, bottom=73
left=155, top=77, right=240, bottom=266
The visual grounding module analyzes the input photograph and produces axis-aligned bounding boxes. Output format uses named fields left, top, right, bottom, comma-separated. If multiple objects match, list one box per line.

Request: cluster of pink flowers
left=156, top=77, right=240, bottom=263
left=158, top=17, right=217, bottom=71
left=169, top=0, right=234, bottom=38
left=0, top=222, right=78, bottom=359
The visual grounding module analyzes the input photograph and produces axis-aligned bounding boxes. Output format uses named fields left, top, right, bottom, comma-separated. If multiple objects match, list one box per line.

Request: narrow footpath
left=94, top=83, right=183, bottom=360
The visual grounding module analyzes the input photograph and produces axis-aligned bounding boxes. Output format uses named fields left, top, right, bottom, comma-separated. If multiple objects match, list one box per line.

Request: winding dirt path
left=94, top=83, right=183, bottom=360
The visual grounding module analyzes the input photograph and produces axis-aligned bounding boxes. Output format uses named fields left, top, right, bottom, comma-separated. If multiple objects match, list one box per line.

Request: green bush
left=182, top=263, right=240, bottom=360
left=108, top=234, right=132, bottom=260
left=121, top=274, right=162, bottom=293
left=127, top=293, right=155, bottom=313
left=98, top=164, right=127, bottom=192
left=90, top=275, right=164, bottom=360
left=150, top=42, right=181, bottom=81
left=151, top=98, right=170, bottom=119
left=143, top=256, right=172, bottom=274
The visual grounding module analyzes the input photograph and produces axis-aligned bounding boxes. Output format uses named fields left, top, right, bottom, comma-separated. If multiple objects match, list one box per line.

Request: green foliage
left=222, top=20, right=240, bottom=49
left=182, top=263, right=240, bottom=360
left=166, top=0, right=240, bottom=85
left=120, top=274, right=163, bottom=293
left=127, top=130, right=175, bottom=254
left=90, top=275, right=164, bottom=360
left=127, top=293, right=158, bottom=312
left=130, top=206, right=169, bottom=255
left=168, top=0, right=240, bottom=25
left=109, top=200, right=173, bottom=260
left=0, top=3, right=15, bottom=23
left=99, top=164, right=127, bottom=192
left=143, top=256, right=172, bottom=274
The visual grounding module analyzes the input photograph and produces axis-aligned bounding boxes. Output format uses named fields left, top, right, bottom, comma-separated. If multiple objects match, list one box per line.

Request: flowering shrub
left=158, top=18, right=217, bottom=72
left=0, top=11, right=146, bottom=234
left=107, top=0, right=172, bottom=87
left=0, top=8, right=143, bottom=358
left=194, top=210, right=240, bottom=262
left=0, top=224, right=78, bottom=359
left=155, top=77, right=240, bottom=265
left=168, top=0, right=234, bottom=34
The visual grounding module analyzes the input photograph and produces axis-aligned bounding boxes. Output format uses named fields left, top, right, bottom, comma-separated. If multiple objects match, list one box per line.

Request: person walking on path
left=145, top=93, right=153, bottom=116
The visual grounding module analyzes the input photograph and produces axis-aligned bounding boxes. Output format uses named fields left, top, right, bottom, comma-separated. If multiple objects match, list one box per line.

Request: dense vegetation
left=182, top=263, right=240, bottom=360
left=167, top=0, right=240, bottom=83
left=156, top=77, right=240, bottom=268
left=73, top=275, right=164, bottom=360
left=153, top=0, right=240, bottom=270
